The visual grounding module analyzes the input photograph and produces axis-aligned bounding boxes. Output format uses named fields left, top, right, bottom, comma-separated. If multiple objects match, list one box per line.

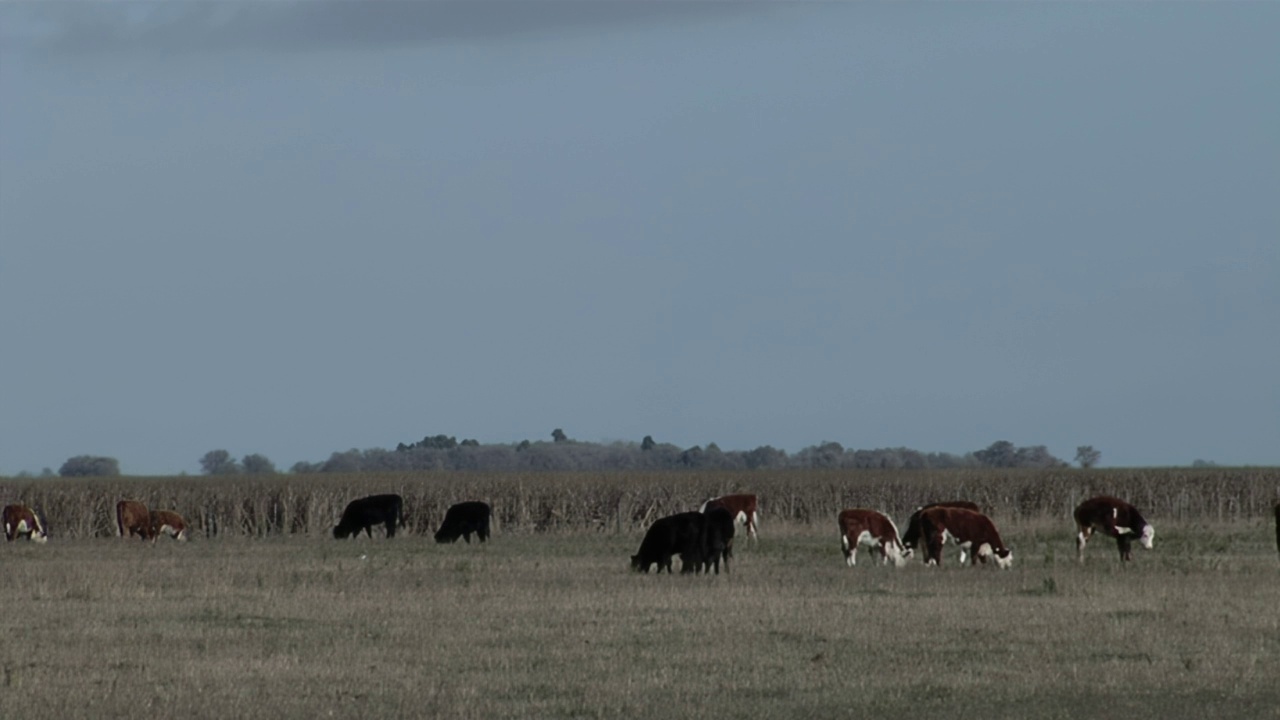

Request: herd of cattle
left=632, top=493, right=1160, bottom=574
left=3, top=493, right=1277, bottom=571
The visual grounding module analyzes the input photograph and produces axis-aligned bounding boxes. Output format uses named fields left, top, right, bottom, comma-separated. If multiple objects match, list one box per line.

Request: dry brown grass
left=2, top=467, right=1277, bottom=539
left=1, top=508, right=1278, bottom=719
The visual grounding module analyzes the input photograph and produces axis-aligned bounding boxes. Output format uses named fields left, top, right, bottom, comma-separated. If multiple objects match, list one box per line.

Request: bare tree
left=1074, top=446, right=1101, bottom=469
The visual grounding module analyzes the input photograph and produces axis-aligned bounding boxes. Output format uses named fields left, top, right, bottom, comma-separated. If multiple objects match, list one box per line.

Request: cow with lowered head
left=3, top=504, right=48, bottom=543
left=631, top=510, right=733, bottom=575
left=1074, top=495, right=1154, bottom=562
left=838, top=508, right=910, bottom=567
left=434, top=501, right=491, bottom=544
left=901, top=501, right=980, bottom=557
left=150, top=509, right=189, bottom=542
left=919, top=506, right=1013, bottom=569
left=334, top=494, right=405, bottom=540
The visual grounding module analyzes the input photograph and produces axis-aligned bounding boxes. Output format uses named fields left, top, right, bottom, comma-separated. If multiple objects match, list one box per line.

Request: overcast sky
left=2, top=1, right=1277, bottom=475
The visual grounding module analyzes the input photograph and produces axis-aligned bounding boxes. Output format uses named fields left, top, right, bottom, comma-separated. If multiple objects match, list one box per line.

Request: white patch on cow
left=158, top=523, right=188, bottom=541
left=841, top=532, right=855, bottom=566
left=735, top=510, right=748, bottom=527
left=994, top=549, right=1013, bottom=569
left=748, top=510, right=758, bottom=538
left=1139, top=524, right=1155, bottom=549
left=1114, top=525, right=1132, bottom=536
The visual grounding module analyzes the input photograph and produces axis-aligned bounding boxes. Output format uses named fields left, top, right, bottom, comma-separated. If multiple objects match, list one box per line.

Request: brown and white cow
left=700, top=494, right=758, bottom=542
left=3, top=504, right=48, bottom=543
left=837, top=509, right=911, bottom=567
left=149, top=510, right=189, bottom=542
left=901, top=501, right=981, bottom=556
left=918, top=506, right=1012, bottom=569
left=117, top=500, right=153, bottom=540
left=1074, top=495, right=1154, bottom=562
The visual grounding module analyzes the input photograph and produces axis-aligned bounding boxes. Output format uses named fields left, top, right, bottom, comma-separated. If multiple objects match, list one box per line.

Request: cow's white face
left=1139, top=524, right=1155, bottom=550
left=885, top=542, right=911, bottom=568
left=993, top=548, right=1013, bottom=569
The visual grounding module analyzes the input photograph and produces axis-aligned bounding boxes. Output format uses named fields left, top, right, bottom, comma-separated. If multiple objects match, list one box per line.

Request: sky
left=1, top=1, right=1277, bottom=475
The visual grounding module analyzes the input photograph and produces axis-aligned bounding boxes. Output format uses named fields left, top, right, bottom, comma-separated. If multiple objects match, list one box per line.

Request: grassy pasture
left=2, top=512, right=1278, bottom=719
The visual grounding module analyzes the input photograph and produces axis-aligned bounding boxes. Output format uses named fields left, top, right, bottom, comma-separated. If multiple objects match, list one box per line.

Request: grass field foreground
left=2, top=516, right=1278, bottom=719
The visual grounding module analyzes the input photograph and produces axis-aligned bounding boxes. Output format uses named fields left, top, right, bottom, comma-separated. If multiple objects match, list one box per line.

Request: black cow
left=632, top=512, right=702, bottom=574
left=333, top=494, right=405, bottom=540
left=699, top=506, right=736, bottom=575
left=434, top=501, right=491, bottom=544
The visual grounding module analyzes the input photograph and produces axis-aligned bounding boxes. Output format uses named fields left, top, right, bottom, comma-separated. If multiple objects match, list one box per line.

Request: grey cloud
left=21, top=1, right=762, bottom=56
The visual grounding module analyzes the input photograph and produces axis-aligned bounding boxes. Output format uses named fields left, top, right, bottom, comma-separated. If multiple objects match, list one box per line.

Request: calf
left=117, top=500, right=153, bottom=540
left=919, top=506, right=1012, bottom=569
left=901, top=501, right=980, bottom=556
left=700, top=507, right=736, bottom=575
left=149, top=510, right=189, bottom=542
left=3, top=504, right=48, bottom=543
left=837, top=509, right=910, bottom=567
left=434, top=501, right=492, bottom=544
left=631, top=511, right=706, bottom=574
left=334, top=494, right=405, bottom=540
left=1074, top=495, right=1154, bottom=562
left=700, top=493, right=758, bottom=542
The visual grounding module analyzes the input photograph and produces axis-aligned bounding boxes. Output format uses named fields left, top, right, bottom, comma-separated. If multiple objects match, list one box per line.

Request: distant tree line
left=283, top=433, right=1072, bottom=474
left=30, top=435, right=1085, bottom=478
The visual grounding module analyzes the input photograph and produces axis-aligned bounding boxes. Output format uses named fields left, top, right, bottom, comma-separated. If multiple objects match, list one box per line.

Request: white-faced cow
left=3, top=504, right=48, bottom=543
left=149, top=510, right=189, bottom=542
left=334, top=494, right=405, bottom=540
left=837, top=509, right=911, bottom=567
left=901, top=501, right=980, bottom=556
left=434, top=501, right=492, bottom=544
left=631, top=511, right=707, bottom=574
left=1074, top=495, right=1154, bottom=562
left=117, top=500, right=153, bottom=540
left=919, top=506, right=1012, bottom=569
left=700, top=494, right=758, bottom=542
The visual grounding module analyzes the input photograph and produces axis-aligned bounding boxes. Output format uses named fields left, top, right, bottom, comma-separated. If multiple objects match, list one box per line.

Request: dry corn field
left=2, top=469, right=1278, bottom=719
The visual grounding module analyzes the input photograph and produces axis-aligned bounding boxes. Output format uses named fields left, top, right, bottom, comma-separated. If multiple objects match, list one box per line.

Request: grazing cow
left=117, top=500, right=153, bottom=540
left=434, top=501, right=492, bottom=544
left=837, top=509, right=911, bottom=567
left=901, top=501, right=981, bottom=555
left=149, top=510, right=189, bottom=542
left=3, top=504, right=48, bottom=543
left=700, top=494, right=758, bottom=542
left=919, top=506, right=1013, bottom=569
left=700, top=507, right=736, bottom=575
left=631, top=512, right=707, bottom=574
left=333, top=494, right=405, bottom=540
left=1074, top=495, right=1155, bottom=562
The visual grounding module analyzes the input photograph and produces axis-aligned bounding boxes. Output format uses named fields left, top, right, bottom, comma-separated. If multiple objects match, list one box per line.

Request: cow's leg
left=1117, top=535, right=1133, bottom=561
left=462, top=531, right=471, bottom=544
left=385, top=519, right=396, bottom=539
left=1077, top=526, right=1092, bottom=563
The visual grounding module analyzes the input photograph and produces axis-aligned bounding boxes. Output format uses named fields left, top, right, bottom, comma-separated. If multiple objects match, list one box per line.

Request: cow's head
left=1138, top=524, right=1155, bottom=550
left=333, top=525, right=352, bottom=540
left=630, top=554, right=646, bottom=573
left=991, top=547, right=1013, bottom=569
left=32, top=520, right=49, bottom=544
left=977, top=544, right=1013, bottom=569
left=885, top=542, right=912, bottom=568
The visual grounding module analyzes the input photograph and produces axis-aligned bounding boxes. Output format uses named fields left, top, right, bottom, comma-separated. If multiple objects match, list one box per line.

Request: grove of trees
left=38, top=437, right=1079, bottom=478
